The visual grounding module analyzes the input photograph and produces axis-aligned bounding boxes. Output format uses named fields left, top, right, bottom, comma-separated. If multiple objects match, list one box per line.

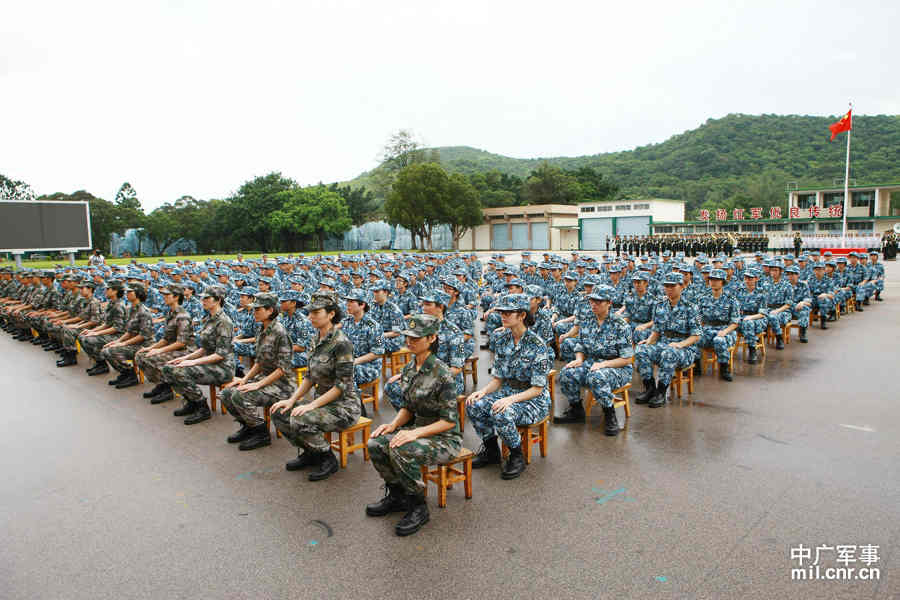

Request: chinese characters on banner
left=698, top=205, right=840, bottom=220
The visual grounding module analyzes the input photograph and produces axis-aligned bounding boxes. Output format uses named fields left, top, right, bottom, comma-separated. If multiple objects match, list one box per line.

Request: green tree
left=114, top=182, right=141, bottom=211
left=572, top=166, right=618, bottom=202
left=385, top=163, right=451, bottom=250
left=329, top=183, right=380, bottom=226
left=267, top=185, right=352, bottom=250
left=0, top=173, right=35, bottom=201
left=522, top=162, right=581, bottom=205
left=442, top=173, right=483, bottom=250
left=143, top=205, right=180, bottom=254
left=225, top=172, right=296, bottom=251
left=370, top=129, right=439, bottom=199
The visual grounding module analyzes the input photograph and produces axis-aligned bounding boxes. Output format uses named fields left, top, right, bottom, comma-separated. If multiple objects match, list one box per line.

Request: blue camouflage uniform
left=807, top=268, right=836, bottom=319
left=280, top=307, right=315, bottom=368
left=369, top=292, right=406, bottom=354
left=340, top=290, right=385, bottom=386
left=622, top=273, right=656, bottom=343
left=733, top=274, right=769, bottom=341
left=786, top=267, right=812, bottom=328
left=635, top=275, right=702, bottom=386
left=764, top=271, right=794, bottom=335
left=697, top=271, right=741, bottom=364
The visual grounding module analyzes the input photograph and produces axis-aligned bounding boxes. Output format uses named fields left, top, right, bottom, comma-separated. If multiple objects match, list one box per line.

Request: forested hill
left=352, top=114, right=900, bottom=214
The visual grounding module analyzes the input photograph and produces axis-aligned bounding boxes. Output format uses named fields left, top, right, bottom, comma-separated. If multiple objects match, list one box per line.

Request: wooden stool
left=263, top=405, right=282, bottom=438
left=390, top=349, right=412, bottom=375
left=359, top=378, right=380, bottom=412
left=208, top=384, right=228, bottom=415
left=672, top=365, right=694, bottom=405
left=501, top=415, right=549, bottom=464
left=421, top=448, right=474, bottom=508
left=295, top=366, right=307, bottom=387
left=784, top=322, right=800, bottom=343
left=128, top=361, right=145, bottom=384
left=700, top=345, right=735, bottom=375
left=456, top=395, right=466, bottom=429
left=547, top=368, right=558, bottom=425
left=846, top=297, right=856, bottom=313
left=765, top=326, right=789, bottom=347
left=463, top=356, right=478, bottom=388
left=584, top=383, right=632, bottom=420
left=323, top=417, right=372, bottom=468
left=736, top=331, right=766, bottom=360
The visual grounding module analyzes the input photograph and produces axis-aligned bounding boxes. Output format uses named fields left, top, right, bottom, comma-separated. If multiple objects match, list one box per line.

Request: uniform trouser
left=60, top=326, right=85, bottom=351
left=270, top=398, right=360, bottom=453
left=354, top=362, right=381, bottom=387
left=635, top=341, right=699, bottom=385
left=811, top=296, right=835, bottom=319
left=766, top=310, right=791, bottom=335
left=45, top=320, right=66, bottom=342
left=101, top=342, right=149, bottom=373
left=559, top=337, right=579, bottom=362
left=234, top=341, right=256, bottom=358
left=873, top=279, right=884, bottom=293
left=698, top=328, right=738, bottom=363
left=834, top=289, right=851, bottom=309
left=368, top=431, right=461, bottom=494
left=553, top=320, right=575, bottom=338
left=386, top=373, right=464, bottom=411
left=135, top=349, right=191, bottom=384
left=25, top=314, right=47, bottom=332
left=856, top=282, right=873, bottom=302
left=78, top=332, right=118, bottom=362
left=790, top=306, right=811, bottom=328
left=221, top=378, right=295, bottom=427
left=559, top=362, right=633, bottom=408
left=629, top=323, right=653, bottom=344
left=738, top=317, right=768, bottom=342
left=161, top=362, right=234, bottom=403
left=383, top=336, right=404, bottom=354
left=466, top=386, right=549, bottom=449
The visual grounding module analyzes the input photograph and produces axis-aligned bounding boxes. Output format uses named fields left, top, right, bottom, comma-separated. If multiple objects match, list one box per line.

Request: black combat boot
left=88, top=361, right=109, bottom=376
left=747, top=345, right=758, bottom=364
left=184, top=402, right=211, bottom=425
left=798, top=327, right=808, bottom=343
left=238, top=425, right=271, bottom=451
left=143, top=383, right=168, bottom=398
left=501, top=446, right=526, bottom=479
left=719, top=362, right=733, bottom=382
left=479, top=342, right=489, bottom=350
left=234, top=364, right=245, bottom=378
left=602, top=405, right=619, bottom=436
left=648, top=380, right=669, bottom=408
left=855, top=303, right=864, bottom=312
left=108, top=370, right=127, bottom=385
left=365, top=484, right=407, bottom=517
left=308, top=450, right=339, bottom=481
left=173, top=399, right=198, bottom=417
left=693, top=358, right=703, bottom=377
left=395, top=493, right=429, bottom=536
left=775, top=336, right=784, bottom=350
left=115, top=370, right=140, bottom=389
left=56, top=350, right=77, bottom=367
left=634, top=378, right=656, bottom=404
left=875, top=291, right=883, bottom=302
left=227, top=423, right=254, bottom=444
left=149, top=385, right=174, bottom=404
left=286, top=450, right=319, bottom=471
left=820, top=315, right=828, bottom=330
left=863, top=297, right=870, bottom=306
left=554, top=402, right=585, bottom=424
left=472, top=436, right=501, bottom=469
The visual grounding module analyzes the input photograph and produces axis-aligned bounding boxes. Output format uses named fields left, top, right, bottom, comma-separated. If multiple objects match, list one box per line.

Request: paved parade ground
left=2, top=256, right=900, bottom=600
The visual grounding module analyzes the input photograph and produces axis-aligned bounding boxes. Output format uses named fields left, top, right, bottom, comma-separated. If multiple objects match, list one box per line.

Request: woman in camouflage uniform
left=79, top=280, right=127, bottom=376
left=340, top=288, right=384, bottom=388
left=56, top=281, right=104, bottom=368
left=269, top=292, right=361, bottom=482
left=161, top=285, right=235, bottom=425
left=135, top=283, right=194, bottom=404
left=466, top=293, right=551, bottom=480
left=99, top=282, right=155, bottom=390
left=366, top=314, right=462, bottom=536
left=221, top=292, right=296, bottom=451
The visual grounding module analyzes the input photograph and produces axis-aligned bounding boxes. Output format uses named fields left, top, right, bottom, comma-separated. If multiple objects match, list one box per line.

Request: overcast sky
left=2, top=0, right=898, bottom=211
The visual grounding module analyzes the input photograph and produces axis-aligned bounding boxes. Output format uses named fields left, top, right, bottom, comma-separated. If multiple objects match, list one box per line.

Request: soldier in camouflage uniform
left=340, top=288, right=384, bottom=388
left=231, top=288, right=260, bottom=368
left=56, top=281, right=104, bottom=367
left=135, top=283, right=194, bottom=403
left=555, top=285, right=634, bottom=435
left=79, top=280, right=128, bottom=376
left=634, top=272, right=702, bottom=407
left=732, top=269, right=769, bottom=364
left=269, top=292, right=361, bottom=482
left=696, top=269, right=740, bottom=381
left=620, top=271, right=656, bottom=344
left=161, top=285, right=235, bottom=425
left=221, top=292, right=296, bottom=451
left=807, top=263, right=836, bottom=329
left=785, top=265, right=812, bottom=343
left=369, top=280, right=406, bottom=354
left=366, top=313, right=462, bottom=536
left=764, top=263, right=793, bottom=350
left=43, top=275, right=82, bottom=352
left=868, top=251, right=885, bottom=301
left=466, top=294, right=551, bottom=480
left=100, top=282, right=155, bottom=389
left=278, top=290, right=315, bottom=368
left=526, top=284, right=556, bottom=360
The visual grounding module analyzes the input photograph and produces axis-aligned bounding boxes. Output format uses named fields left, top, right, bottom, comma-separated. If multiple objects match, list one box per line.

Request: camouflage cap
left=743, top=269, right=760, bottom=279
left=441, top=277, right=463, bottom=292
left=307, top=291, right=340, bottom=311
left=587, top=284, right=614, bottom=302
left=784, top=265, right=800, bottom=274
left=279, top=290, right=302, bottom=302
left=709, top=269, right=727, bottom=280
left=825, top=260, right=837, bottom=267
left=319, top=277, right=338, bottom=289
left=80, top=280, right=97, bottom=290
left=399, top=313, right=440, bottom=338
left=493, top=293, right=530, bottom=312
left=813, top=262, right=826, bottom=269
left=107, top=279, right=125, bottom=291
left=631, top=271, right=650, bottom=282
left=158, top=283, right=183, bottom=295
left=419, top=290, right=451, bottom=306
left=525, top=284, right=544, bottom=299
left=563, top=272, right=579, bottom=281
left=125, top=282, right=146, bottom=295
left=200, top=284, right=227, bottom=300
left=662, top=272, right=684, bottom=286
left=240, top=286, right=259, bottom=297
left=342, top=288, right=371, bottom=305
left=370, top=279, right=392, bottom=291
left=505, top=278, right=525, bottom=289
left=251, top=292, right=279, bottom=309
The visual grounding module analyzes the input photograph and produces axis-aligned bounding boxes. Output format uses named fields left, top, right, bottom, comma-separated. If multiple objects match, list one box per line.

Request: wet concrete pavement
left=2, top=258, right=900, bottom=599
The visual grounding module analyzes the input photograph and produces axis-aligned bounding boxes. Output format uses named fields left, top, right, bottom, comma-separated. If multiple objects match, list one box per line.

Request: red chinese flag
left=828, top=110, right=852, bottom=141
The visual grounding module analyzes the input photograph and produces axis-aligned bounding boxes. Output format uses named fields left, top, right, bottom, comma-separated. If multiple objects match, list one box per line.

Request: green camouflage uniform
left=222, top=319, right=296, bottom=427
left=161, top=308, right=235, bottom=403
left=271, top=326, right=360, bottom=453
left=101, top=303, right=154, bottom=373
left=367, top=352, right=462, bottom=493
left=61, top=296, right=103, bottom=351
left=135, top=305, right=194, bottom=383
left=78, top=299, right=127, bottom=362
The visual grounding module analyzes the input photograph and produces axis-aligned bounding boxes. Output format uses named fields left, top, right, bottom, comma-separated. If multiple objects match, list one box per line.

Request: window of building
left=633, top=203, right=650, bottom=210
left=596, top=205, right=612, bottom=212
left=741, top=224, right=763, bottom=232
left=766, top=224, right=786, bottom=231
left=718, top=224, right=739, bottom=232
left=792, top=223, right=813, bottom=231
left=851, top=191, right=873, bottom=207
left=818, top=222, right=841, bottom=231
left=615, top=205, right=631, bottom=211
left=654, top=226, right=672, bottom=233
left=580, top=206, right=595, bottom=213
left=823, top=192, right=844, bottom=208
left=848, top=221, right=874, bottom=231
left=797, top=194, right=816, bottom=209
left=675, top=226, right=694, bottom=233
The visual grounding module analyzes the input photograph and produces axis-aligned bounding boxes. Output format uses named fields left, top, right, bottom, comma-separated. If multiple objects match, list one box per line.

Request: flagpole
left=841, top=103, right=851, bottom=246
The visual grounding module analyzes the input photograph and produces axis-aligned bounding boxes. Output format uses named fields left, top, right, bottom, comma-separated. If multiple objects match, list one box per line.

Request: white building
left=577, top=198, right=684, bottom=250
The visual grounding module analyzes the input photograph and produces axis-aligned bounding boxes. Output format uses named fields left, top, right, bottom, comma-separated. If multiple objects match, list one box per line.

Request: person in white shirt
left=89, top=249, right=105, bottom=267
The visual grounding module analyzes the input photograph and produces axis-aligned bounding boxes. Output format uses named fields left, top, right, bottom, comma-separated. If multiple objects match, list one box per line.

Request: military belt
left=663, top=330, right=687, bottom=340
left=768, top=303, right=785, bottom=308
left=704, top=320, right=730, bottom=327
left=612, top=303, right=623, bottom=309
left=742, top=310, right=758, bottom=315
left=504, top=379, right=532, bottom=391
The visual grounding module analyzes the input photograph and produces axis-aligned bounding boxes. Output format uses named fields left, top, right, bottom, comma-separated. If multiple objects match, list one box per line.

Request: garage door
left=616, top=216, right=650, bottom=236
left=581, top=218, right=612, bottom=250
left=511, top=223, right=529, bottom=249
left=491, top=224, right=510, bottom=250
left=531, top=222, right=548, bottom=250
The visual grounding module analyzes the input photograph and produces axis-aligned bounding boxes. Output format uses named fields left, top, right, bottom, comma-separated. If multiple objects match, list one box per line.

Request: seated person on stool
left=764, top=262, right=792, bottom=350
left=734, top=269, right=768, bottom=363
left=619, top=271, right=656, bottom=344
left=366, top=314, right=462, bottom=537
left=370, top=280, right=406, bottom=354
left=340, top=288, right=384, bottom=393
left=696, top=269, right=740, bottom=381
left=556, top=285, right=634, bottom=436
left=466, top=294, right=551, bottom=480
left=278, top=290, right=315, bottom=369
left=100, top=282, right=154, bottom=389
left=136, top=283, right=194, bottom=403
left=807, top=263, right=836, bottom=328
left=785, top=265, right=812, bottom=343
left=634, top=272, right=701, bottom=407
